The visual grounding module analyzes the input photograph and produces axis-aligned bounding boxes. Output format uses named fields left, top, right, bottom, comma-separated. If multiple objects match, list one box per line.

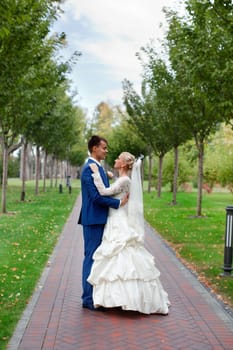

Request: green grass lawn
left=0, top=179, right=80, bottom=350
left=144, top=190, right=233, bottom=310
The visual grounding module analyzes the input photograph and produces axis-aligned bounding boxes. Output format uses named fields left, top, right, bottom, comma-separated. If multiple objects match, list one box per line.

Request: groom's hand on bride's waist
left=120, top=193, right=129, bottom=207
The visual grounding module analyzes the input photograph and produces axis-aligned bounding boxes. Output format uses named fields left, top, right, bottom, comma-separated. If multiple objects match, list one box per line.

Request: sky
left=52, top=0, right=185, bottom=117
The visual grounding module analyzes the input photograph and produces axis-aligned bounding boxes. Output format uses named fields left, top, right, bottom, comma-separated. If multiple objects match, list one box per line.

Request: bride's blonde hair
left=120, top=152, right=135, bottom=173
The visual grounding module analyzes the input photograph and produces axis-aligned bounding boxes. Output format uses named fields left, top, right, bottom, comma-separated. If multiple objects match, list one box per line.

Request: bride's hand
left=89, top=163, right=99, bottom=173
left=120, top=192, right=129, bottom=207
left=107, top=170, right=114, bottom=179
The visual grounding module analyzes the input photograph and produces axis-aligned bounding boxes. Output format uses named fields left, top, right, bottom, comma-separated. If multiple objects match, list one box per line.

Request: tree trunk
left=28, top=143, right=34, bottom=180
left=157, top=154, right=163, bottom=198
left=35, top=145, right=40, bottom=195
left=43, top=151, right=47, bottom=192
left=50, top=156, right=54, bottom=188
left=172, top=146, right=179, bottom=205
left=55, top=158, right=58, bottom=187
left=196, top=141, right=204, bottom=217
left=1, top=144, right=9, bottom=213
left=60, top=161, right=65, bottom=184
left=20, top=141, right=28, bottom=201
left=148, top=153, right=152, bottom=193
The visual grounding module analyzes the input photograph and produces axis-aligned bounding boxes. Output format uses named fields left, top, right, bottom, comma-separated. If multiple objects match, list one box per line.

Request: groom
left=78, top=135, right=128, bottom=310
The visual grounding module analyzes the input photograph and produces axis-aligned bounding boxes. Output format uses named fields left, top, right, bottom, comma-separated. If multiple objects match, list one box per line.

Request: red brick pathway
left=8, top=196, right=233, bottom=350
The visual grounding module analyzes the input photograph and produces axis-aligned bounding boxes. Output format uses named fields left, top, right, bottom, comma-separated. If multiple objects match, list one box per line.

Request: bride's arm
left=89, top=163, right=128, bottom=196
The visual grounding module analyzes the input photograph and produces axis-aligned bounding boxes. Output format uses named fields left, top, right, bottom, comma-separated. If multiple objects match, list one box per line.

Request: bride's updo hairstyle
left=120, top=152, right=135, bottom=174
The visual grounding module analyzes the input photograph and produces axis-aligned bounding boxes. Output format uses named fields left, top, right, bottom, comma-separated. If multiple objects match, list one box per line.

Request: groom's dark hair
left=88, top=135, right=108, bottom=153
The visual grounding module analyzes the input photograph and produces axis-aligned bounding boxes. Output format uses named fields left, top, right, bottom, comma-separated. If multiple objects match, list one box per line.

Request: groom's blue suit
left=78, top=158, right=120, bottom=308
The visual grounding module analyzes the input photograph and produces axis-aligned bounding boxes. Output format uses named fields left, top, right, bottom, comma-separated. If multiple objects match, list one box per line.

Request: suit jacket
left=78, top=159, right=120, bottom=226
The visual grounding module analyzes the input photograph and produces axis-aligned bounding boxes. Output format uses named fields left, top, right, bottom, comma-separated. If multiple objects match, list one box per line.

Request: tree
left=123, top=78, right=172, bottom=197
left=205, top=123, right=233, bottom=191
left=91, top=102, right=114, bottom=136
left=106, top=118, right=148, bottom=167
left=67, top=106, right=88, bottom=168
left=0, top=0, right=64, bottom=212
left=138, top=45, right=193, bottom=203
left=165, top=0, right=232, bottom=215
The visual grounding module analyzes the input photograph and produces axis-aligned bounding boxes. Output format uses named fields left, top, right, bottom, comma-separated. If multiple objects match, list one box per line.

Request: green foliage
left=7, top=156, right=20, bottom=178
left=91, top=102, right=114, bottom=138
left=0, top=0, right=81, bottom=212
left=0, top=155, right=20, bottom=182
left=162, top=152, right=192, bottom=190
left=66, top=106, right=92, bottom=166
left=0, top=0, right=62, bottom=124
left=204, top=124, right=233, bottom=189
left=85, top=102, right=148, bottom=167
left=138, top=46, right=192, bottom=149
left=161, top=0, right=233, bottom=215
left=122, top=78, right=172, bottom=158
left=166, top=0, right=233, bottom=129
left=106, top=120, right=148, bottom=166
left=218, top=156, right=233, bottom=190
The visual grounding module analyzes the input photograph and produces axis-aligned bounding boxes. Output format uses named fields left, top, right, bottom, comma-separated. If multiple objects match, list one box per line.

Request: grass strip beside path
left=144, top=191, right=233, bottom=311
left=0, top=180, right=80, bottom=350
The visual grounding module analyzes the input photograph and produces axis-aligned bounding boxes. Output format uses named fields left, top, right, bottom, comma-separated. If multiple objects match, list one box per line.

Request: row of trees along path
left=0, top=1, right=86, bottom=213
left=123, top=0, right=233, bottom=217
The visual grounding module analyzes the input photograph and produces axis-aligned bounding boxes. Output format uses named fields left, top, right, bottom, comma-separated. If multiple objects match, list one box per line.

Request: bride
left=87, top=152, right=170, bottom=314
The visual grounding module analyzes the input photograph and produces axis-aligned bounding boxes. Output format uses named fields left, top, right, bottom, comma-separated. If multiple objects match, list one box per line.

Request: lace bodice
left=92, top=173, right=130, bottom=199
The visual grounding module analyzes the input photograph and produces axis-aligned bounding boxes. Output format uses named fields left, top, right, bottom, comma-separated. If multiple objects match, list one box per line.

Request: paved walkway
left=8, top=196, right=233, bottom=350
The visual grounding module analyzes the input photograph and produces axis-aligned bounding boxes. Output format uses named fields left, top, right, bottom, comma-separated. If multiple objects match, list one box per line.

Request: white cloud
left=81, top=38, right=141, bottom=80
left=65, top=0, right=171, bottom=38
left=54, top=0, right=184, bottom=115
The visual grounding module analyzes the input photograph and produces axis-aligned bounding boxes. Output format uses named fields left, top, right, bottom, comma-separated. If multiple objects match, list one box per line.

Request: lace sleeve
left=92, top=173, right=130, bottom=196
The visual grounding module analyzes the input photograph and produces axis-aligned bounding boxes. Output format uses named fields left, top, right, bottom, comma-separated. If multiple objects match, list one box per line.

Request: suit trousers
left=82, top=224, right=105, bottom=306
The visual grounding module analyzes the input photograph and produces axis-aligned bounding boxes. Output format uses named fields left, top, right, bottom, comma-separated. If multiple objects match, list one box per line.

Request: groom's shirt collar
left=89, top=157, right=102, bottom=167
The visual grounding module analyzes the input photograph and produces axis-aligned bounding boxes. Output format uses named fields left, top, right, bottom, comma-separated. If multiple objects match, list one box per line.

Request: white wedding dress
left=87, top=166, right=170, bottom=315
